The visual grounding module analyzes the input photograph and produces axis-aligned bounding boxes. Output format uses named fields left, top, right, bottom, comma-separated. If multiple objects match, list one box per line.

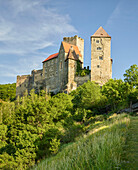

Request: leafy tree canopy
left=71, top=81, right=102, bottom=109
left=102, top=79, right=131, bottom=108
left=0, top=83, right=16, bottom=101
left=123, top=64, right=138, bottom=87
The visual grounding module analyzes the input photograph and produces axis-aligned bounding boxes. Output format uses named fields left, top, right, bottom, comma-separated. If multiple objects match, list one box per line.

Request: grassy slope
left=122, top=116, right=138, bottom=170
left=32, top=114, right=130, bottom=170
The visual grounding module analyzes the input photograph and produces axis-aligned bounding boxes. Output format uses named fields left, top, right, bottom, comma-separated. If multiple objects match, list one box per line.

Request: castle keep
left=16, top=27, right=112, bottom=96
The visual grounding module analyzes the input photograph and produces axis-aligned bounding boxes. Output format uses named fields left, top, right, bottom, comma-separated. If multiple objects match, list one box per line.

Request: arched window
left=60, top=61, right=62, bottom=69
left=97, top=47, right=102, bottom=50
left=71, top=83, right=73, bottom=89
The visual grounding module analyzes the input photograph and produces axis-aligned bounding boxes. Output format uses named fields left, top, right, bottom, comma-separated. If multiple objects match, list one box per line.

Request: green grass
left=121, top=116, right=138, bottom=170
left=31, top=114, right=130, bottom=170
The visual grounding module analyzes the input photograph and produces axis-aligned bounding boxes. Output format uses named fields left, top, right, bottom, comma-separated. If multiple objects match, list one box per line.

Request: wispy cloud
left=0, top=0, right=77, bottom=54
left=0, top=0, right=77, bottom=83
left=105, top=1, right=122, bottom=28
left=105, top=0, right=136, bottom=29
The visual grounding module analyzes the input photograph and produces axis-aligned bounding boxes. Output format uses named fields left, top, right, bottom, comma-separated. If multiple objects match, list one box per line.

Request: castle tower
left=91, top=27, right=112, bottom=85
left=63, top=35, right=84, bottom=67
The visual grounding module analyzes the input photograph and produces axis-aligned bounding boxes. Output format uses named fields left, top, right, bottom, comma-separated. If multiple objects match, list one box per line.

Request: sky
left=0, top=0, right=138, bottom=84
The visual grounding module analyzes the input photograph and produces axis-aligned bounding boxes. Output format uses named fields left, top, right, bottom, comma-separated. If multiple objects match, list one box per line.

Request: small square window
left=96, top=40, right=99, bottom=43
left=97, top=65, right=100, bottom=68
left=99, top=56, right=103, bottom=60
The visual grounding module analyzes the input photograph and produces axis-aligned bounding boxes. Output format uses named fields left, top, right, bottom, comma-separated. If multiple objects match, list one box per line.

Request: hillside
left=0, top=64, right=137, bottom=169
left=121, top=116, right=138, bottom=169
left=32, top=114, right=134, bottom=170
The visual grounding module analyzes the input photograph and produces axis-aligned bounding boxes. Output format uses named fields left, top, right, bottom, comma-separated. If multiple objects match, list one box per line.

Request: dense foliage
left=102, top=79, right=131, bottom=109
left=0, top=64, right=137, bottom=169
left=123, top=64, right=138, bottom=87
left=0, top=83, right=16, bottom=101
left=76, top=60, right=90, bottom=76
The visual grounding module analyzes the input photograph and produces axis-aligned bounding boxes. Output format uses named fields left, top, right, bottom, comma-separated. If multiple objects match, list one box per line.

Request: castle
left=16, top=27, right=112, bottom=96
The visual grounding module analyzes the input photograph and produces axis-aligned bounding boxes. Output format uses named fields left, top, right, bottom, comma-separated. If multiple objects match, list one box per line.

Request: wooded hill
left=0, top=64, right=137, bottom=169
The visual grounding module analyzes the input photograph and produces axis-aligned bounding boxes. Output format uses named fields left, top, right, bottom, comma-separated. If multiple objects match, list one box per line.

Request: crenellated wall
left=16, top=69, right=44, bottom=96
left=63, top=35, right=84, bottom=67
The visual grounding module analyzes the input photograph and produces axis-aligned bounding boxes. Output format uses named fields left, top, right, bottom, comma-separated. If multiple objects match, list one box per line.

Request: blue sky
left=0, top=0, right=138, bottom=84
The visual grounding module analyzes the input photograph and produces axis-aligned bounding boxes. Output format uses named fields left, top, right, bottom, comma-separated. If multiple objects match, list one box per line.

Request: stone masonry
left=91, top=27, right=112, bottom=85
left=16, top=27, right=112, bottom=96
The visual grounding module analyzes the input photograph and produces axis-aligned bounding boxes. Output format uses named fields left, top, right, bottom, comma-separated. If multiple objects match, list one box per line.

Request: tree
left=71, top=81, right=102, bottom=109
left=0, top=83, right=16, bottom=102
left=123, top=64, right=138, bottom=87
left=102, top=79, right=131, bottom=109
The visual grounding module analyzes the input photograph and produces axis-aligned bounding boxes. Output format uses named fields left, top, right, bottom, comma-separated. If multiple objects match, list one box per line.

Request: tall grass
left=32, top=114, right=130, bottom=170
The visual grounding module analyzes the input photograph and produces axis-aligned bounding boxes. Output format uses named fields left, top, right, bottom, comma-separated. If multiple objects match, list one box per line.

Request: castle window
left=97, top=65, right=100, bottom=68
left=60, top=61, right=62, bottom=69
left=97, top=47, right=102, bottom=50
left=99, top=56, right=103, bottom=60
left=71, top=83, right=73, bottom=89
left=96, top=40, right=99, bottom=43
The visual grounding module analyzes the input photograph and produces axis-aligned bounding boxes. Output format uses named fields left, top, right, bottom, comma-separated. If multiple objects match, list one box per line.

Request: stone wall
left=91, top=37, right=112, bottom=85
left=75, top=74, right=91, bottom=87
left=43, top=57, right=59, bottom=93
left=66, top=59, right=77, bottom=93
left=16, top=69, right=43, bottom=96
left=31, top=69, right=43, bottom=92
left=16, top=75, right=30, bottom=96
left=57, top=45, right=68, bottom=92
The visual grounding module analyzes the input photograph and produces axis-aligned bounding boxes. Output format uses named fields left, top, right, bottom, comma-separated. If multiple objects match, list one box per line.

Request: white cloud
left=0, top=0, right=77, bottom=83
left=0, top=0, right=77, bottom=53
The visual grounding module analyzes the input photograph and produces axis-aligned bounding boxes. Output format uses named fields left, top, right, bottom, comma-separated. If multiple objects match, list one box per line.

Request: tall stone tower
left=91, top=26, right=112, bottom=85
left=63, top=35, right=84, bottom=67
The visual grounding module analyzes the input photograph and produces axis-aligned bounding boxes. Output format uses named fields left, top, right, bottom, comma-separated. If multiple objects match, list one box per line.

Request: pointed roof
left=66, top=47, right=79, bottom=61
left=91, top=26, right=111, bottom=38
left=42, top=53, right=58, bottom=63
left=62, top=41, right=82, bottom=57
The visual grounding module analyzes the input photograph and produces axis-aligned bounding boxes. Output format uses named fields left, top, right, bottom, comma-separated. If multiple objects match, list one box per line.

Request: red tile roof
left=92, top=26, right=111, bottom=38
left=62, top=41, right=82, bottom=57
left=42, top=53, right=58, bottom=63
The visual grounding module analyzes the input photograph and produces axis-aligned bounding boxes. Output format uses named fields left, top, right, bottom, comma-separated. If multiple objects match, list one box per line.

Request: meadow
left=32, top=114, right=130, bottom=170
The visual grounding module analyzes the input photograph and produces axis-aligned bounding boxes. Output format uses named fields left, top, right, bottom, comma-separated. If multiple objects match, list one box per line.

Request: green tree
left=123, top=64, right=138, bottom=87
left=0, top=83, right=16, bottom=102
left=71, top=81, right=102, bottom=109
left=102, top=79, right=131, bottom=109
